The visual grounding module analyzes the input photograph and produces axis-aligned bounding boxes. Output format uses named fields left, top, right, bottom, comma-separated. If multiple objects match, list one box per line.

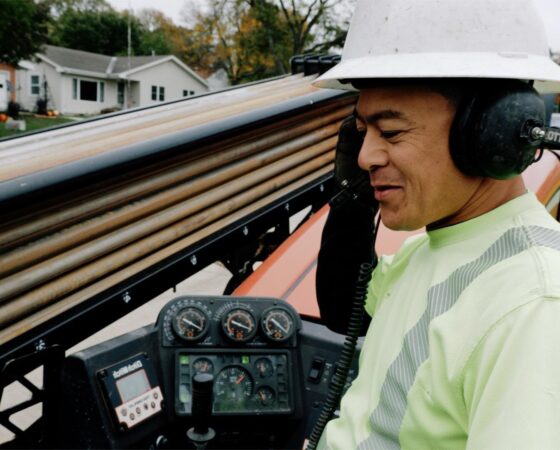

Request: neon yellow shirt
left=320, top=192, right=560, bottom=450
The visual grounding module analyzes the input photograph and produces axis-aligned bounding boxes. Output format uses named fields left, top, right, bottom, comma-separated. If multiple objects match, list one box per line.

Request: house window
left=183, top=90, right=195, bottom=97
left=72, top=78, right=105, bottom=102
left=151, top=85, right=165, bottom=102
left=30, top=75, right=41, bottom=95
left=80, top=80, right=97, bottom=101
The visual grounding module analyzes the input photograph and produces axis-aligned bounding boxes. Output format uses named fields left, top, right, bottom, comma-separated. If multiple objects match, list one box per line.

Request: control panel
left=156, top=296, right=301, bottom=418
left=98, top=354, right=163, bottom=430
left=55, top=296, right=351, bottom=449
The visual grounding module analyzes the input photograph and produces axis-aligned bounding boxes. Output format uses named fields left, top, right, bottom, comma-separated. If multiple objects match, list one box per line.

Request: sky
left=106, top=0, right=560, bottom=52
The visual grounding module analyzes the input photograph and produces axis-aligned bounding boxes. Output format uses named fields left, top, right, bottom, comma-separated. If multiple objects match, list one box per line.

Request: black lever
left=186, top=373, right=216, bottom=449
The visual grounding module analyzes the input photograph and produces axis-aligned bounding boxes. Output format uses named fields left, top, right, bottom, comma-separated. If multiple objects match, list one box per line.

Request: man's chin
left=380, top=214, right=423, bottom=232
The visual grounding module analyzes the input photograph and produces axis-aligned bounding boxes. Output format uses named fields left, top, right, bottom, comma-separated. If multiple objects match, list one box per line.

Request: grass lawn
left=0, top=114, right=76, bottom=139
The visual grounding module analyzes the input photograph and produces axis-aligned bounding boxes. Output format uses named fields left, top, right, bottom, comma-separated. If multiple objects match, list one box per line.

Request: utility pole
left=126, top=0, right=132, bottom=109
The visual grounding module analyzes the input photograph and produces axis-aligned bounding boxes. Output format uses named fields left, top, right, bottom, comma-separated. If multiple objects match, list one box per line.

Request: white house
left=16, top=45, right=210, bottom=115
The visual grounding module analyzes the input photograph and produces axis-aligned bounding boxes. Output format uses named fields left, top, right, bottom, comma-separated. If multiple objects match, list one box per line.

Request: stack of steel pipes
left=0, top=74, right=355, bottom=344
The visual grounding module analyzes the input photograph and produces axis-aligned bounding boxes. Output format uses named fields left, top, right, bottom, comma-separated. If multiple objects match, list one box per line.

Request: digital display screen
left=116, top=370, right=150, bottom=403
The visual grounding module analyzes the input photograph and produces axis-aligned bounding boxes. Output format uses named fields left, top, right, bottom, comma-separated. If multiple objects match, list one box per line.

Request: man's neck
left=427, top=177, right=526, bottom=231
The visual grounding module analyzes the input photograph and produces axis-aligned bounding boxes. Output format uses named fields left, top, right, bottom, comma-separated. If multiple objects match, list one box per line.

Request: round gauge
left=255, top=386, right=275, bottom=406
left=172, top=306, right=209, bottom=341
left=215, top=366, right=253, bottom=409
left=221, top=308, right=257, bottom=342
left=261, top=307, right=295, bottom=342
left=254, top=357, right=274, bottom=379
left=193, top=357, right=214, bottom=375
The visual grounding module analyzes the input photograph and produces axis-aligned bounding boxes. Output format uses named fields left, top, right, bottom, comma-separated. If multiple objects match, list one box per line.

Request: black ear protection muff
left=449, top=79, right=546, bottom=180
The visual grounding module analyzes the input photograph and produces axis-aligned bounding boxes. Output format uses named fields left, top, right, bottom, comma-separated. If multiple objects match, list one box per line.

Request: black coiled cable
left=305, top=262, right=374, bottom=450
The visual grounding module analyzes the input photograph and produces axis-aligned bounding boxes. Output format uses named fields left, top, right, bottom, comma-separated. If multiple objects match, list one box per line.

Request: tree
left=136, top=9, right=177, bottom=56
left=49, top=7, right=144, bottom=55
left=179, top=0, right=292, bottom=84
left=0, top=0, right=51, bottom=66
left=178, top=0, right=350, bottom=85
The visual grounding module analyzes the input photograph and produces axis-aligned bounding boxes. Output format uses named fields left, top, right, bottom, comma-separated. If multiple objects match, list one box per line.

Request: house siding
left=60, top=75, right=119, bottom=115
left=17, top=61, right=61, bottom=112
left=131, top=60, right=209, bottom=106
left=14, top=51, right=209, bottom=115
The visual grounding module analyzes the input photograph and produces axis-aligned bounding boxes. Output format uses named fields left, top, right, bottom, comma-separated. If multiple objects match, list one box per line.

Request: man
left=312, top=0, right=560, bottom=448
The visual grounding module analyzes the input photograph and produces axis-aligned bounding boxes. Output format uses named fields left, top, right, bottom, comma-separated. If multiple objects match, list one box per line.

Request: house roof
left=39, top=45, right=208, bottom=87
left=42, top=45, right=115, bottom=74
left=112, top=55, right=168, bottom=73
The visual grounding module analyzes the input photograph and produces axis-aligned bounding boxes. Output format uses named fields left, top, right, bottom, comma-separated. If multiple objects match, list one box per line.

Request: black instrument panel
left=159, top=296, right=300, bottom=348
left=156, top=296, right=301, bottom=417
left=57, top=296, right=351, bottom=449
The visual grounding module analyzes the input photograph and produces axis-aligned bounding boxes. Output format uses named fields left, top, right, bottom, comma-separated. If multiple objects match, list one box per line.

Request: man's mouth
left=373, top=185, right=401, bottom=200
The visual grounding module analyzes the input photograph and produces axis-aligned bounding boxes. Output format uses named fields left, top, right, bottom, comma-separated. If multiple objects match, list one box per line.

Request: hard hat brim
left=314, top=52, right=560, bottom=93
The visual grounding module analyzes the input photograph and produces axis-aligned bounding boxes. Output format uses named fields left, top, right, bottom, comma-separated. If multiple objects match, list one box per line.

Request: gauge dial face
left=255, top=386, right=275, bottom=406
left=254, top=357, right=274, bottom=379
left=221, top=308, right=257, bottom=342
left=173, top=307, right=208, bottom=341
left=193, top=357, right=214, bottom=375
left=261, top=308, right=294, bottom=342
left=214, top=366, right=253, bottom=410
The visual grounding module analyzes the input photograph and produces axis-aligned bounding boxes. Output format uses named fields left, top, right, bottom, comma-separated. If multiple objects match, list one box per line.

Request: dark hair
left=348, top=78, right=478, bottom=107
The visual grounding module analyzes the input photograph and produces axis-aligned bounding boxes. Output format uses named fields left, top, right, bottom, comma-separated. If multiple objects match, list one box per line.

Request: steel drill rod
left=0, top=155, right=334, bottom=328
left=0, top=105, right=352, bottom=251
left=1, top=83, right=320, bottom=180
left=0, top=75, right=313, bottom=160
left=0, top=132, right=338, bottom=278
left=0, top=75, right=312, bottom=156
left=0, top=144, right=335, bottom=302
left=0, top=165, right=333, bottom=344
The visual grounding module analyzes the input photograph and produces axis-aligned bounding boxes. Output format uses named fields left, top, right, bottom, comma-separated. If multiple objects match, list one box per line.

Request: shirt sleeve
left=463, top=296, right=560, bottom=450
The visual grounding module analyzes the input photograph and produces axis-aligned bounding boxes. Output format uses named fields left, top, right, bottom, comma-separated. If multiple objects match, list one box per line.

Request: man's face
left=356, top=85, right=481, bottom=231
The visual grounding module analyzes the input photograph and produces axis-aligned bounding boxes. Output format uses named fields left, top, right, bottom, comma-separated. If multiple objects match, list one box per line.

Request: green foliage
left=49, top=8, right=143, bottom=55
left=0, top=0, right=51, bottom=66
left=136, top=9, right=176, bottom=56
left=48, top=3, right=179, bottom=56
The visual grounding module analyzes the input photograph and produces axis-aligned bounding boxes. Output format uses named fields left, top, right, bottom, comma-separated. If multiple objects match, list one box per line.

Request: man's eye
left=381, top=130, right=401, bottom=139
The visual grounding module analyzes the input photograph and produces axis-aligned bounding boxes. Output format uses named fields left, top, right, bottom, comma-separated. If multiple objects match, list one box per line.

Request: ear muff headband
left=449, top=80, right=546, bottom=180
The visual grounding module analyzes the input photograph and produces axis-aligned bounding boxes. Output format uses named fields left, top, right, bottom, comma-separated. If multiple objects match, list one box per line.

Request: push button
left=308, top=357, right=325, bottom=383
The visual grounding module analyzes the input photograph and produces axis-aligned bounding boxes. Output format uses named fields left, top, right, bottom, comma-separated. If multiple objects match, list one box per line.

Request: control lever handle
left=187, top=373, right=216, bottom=449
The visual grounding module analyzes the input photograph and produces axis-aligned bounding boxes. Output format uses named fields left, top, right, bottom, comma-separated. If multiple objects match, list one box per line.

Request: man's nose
left=357, top=132, right=389, bottom=172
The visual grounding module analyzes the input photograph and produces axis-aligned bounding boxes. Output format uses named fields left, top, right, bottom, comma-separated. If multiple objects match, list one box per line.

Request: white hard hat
left=315, top=0, right=560, bottom=93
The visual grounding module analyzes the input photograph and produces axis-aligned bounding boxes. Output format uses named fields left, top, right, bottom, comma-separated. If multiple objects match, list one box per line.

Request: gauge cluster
left=175, top=351, right=291, bottom=416
left=157, top=296, right=302, bottom=417
left=159, top=296, right=300, bottom=348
